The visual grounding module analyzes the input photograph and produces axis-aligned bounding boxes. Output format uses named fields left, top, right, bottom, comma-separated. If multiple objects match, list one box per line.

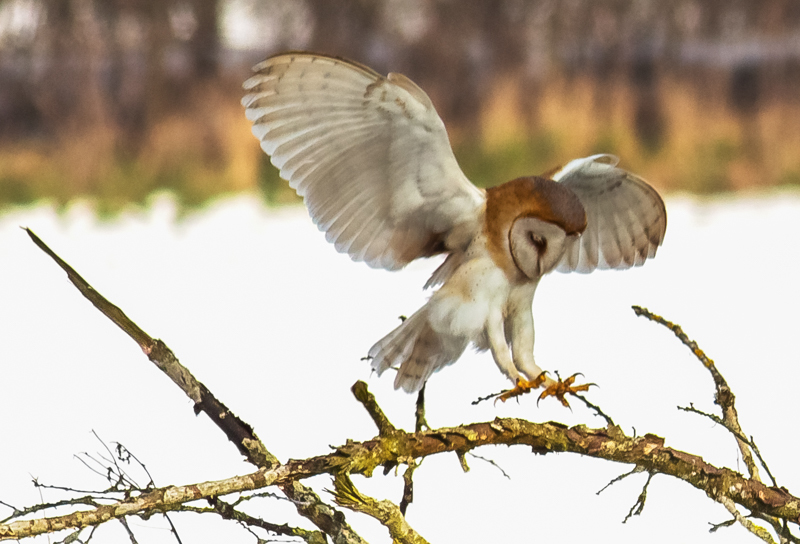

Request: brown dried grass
left=1, top=73, right=798, bottom=212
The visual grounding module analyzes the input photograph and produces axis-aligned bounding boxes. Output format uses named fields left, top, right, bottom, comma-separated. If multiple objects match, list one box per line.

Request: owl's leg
left=491, top=293, right=553, bottom=402
left=497, top=298, right=591, bottom=406
left=507, top=302, right=551, bottom=384
left=487, top=307, right=562, bottom=403
left=485, top=308, right=520, bottom=382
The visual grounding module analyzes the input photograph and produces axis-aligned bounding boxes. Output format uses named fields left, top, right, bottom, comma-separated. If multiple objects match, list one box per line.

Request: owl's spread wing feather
left=242, top=52, right=485, bottom=270
left=553, top=154, right=667, bottom=273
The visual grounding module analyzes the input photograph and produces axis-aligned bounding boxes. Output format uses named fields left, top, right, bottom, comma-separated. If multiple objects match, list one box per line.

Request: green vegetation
left=456, top=131, right=561, bottom=187
left=3, top=73, right=800, bottom=214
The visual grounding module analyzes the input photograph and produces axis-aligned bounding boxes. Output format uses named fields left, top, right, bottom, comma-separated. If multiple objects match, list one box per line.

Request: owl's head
left=509, top=216, right=575, bottom=279
left=486, top=176, right=586, bottom=281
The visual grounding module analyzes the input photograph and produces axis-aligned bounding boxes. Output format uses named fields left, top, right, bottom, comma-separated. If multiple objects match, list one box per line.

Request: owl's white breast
left=426, top=242, right=510, bottom=339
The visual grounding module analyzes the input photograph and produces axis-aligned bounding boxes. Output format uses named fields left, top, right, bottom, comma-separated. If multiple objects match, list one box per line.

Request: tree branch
left=632, top=304, right=786, bottom=542
left=633, top=305, right=761, bottom=482
left=719, top=496, right=777, bottom=544
left=352, top=380, right=398, bottom=436
left=4, top=400, right=799, bottom=540
left=22, top=228, right=364, bottom=542
left=278, top=481, right=369, bottom=544
left=330, top=472, right=429, bottom=544
left=678, top=404, right=778, bottom=487
left=206, top=496, right=327, bottom=544
left=24, top=228, right=276, bottom=470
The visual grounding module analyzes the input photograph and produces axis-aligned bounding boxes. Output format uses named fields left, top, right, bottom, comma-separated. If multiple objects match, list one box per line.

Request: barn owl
left=242, top=52, right=667, bottom=404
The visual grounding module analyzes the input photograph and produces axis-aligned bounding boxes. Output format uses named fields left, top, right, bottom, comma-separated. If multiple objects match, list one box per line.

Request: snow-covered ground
left=1, top=192, right=798, bottom=543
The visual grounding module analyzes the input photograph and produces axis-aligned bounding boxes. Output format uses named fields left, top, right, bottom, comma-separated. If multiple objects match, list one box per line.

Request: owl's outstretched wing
left=242, top=52, right=485, bottom=270
left=552, top=154, right=667, bottom=273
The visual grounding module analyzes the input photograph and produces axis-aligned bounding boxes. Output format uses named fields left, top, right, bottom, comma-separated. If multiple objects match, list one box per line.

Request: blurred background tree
left=1, top=0, right=799, bottom=212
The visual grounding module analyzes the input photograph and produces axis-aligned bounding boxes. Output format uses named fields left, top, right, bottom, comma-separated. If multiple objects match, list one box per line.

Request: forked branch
left=633, top=305, right=761, bottom=482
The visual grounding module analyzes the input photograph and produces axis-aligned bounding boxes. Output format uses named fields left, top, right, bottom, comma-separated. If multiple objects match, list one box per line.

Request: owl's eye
left=528, top=231, right=546, bottom=253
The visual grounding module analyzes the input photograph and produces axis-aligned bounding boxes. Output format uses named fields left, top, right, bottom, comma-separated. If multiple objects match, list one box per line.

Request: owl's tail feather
left=368, top=308, right=468, bottom=393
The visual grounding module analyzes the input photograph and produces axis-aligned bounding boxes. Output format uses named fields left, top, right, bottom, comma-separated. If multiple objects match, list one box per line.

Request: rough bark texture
left=3, top=412, right=798, bottom=540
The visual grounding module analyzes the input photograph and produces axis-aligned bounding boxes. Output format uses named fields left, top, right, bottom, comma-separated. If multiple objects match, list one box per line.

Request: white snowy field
left=1, top=192, right=798, bottom=544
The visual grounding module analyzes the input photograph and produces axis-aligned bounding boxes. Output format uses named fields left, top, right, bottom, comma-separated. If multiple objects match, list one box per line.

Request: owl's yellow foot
left=494, top=373, right=549, bottom=404
left=489, top=372, right=595, bottom=406
left=537, top=373, right=594, bottom=408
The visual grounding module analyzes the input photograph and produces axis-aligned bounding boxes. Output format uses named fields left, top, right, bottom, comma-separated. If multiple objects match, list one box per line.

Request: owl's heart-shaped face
left=509, top=217, right=575, bottom=280
left=243, top=52, right=667, bottom=395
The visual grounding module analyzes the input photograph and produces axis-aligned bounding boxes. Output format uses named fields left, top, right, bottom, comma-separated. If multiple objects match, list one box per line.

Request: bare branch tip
left=456, top=451, right=470, bottom=473
left=622, top=472, right=654, bottom=523
left=351, top=381, right=397, bottom=436
left=350, top=380, right=370, bottom=401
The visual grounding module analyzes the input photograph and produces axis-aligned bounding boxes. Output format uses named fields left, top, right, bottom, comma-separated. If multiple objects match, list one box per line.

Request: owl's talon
left=494, top=373, right=549, bottom=404
left=537, top=372, right=595, bottom=408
